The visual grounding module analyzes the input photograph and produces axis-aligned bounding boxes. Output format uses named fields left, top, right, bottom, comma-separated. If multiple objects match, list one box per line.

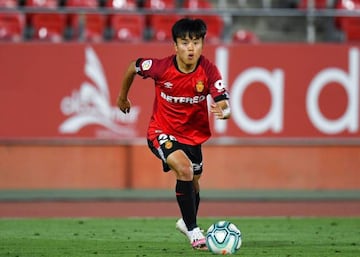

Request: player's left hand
left=210, top=102, right=230, bottom=119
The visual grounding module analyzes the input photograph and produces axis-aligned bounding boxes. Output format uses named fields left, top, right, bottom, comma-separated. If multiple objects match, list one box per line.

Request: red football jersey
left=136, top=55, right=229, bottom=145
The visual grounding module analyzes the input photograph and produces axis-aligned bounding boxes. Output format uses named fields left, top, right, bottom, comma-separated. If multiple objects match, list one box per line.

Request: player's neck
left=175, top=56, right=197, bottom=74
left=179, top=65, right=195, bottom=74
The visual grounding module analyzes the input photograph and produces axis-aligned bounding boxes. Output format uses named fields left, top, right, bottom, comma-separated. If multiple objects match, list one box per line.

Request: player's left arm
left=207, top=60, right=231, bottom=119
left=210, top=99, right=231, bottom=120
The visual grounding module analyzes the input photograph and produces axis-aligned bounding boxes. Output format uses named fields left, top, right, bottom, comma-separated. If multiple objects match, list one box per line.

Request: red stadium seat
left=106, top=0, right=137, bottom=9
left=148, top=14, right=181, bottom=41
left=26, top=0, right=58, bottom=8
left=66, top=0, right=98, bottom=8
left=106, top=0, right=143, bottom=41
left=65, top=0, right=105, bottom=42
left=0, top=12, right=24, bottom=42
left=182, top=0, right=224, bottom=43
left=232, top=29, right=259, bottom=44
left=25, top=0, right=58, bottom=23
left=69, top=14, right=106, bottom=42
left=0, top=0, right=21, bottom=41
left=0, top=0, right=18, bottom=8
left=26, top=0, right=61, bottom=41
left=183, top=0, right=212, bottom=9
left=335, top=0, right=360, bottom=41
left=198, top=15, right=224, bottom=43
left=144, top=0, right=177, bottom=34
left=297, top=0, right=329, bottom=9
left=110, top=14, right=145, bottom=41
left=143, top=0, right=176, bottom=9
left=31, top=13, right=66, bottom=42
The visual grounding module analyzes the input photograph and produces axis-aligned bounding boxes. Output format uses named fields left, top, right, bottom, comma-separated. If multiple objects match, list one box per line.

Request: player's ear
left=174, top=42, right=178, bottom=52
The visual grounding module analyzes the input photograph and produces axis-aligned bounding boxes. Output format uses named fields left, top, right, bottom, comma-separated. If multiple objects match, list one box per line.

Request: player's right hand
left=117, top=96, right=131, bottom=114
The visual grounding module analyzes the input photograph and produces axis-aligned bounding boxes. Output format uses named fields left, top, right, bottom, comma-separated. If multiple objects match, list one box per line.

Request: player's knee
left=176, top=162, right=193, bottom=180
left=166, top=150, right=194, bottom=180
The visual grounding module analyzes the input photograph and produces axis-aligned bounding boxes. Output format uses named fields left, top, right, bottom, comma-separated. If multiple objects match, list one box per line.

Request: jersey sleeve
left=135, top=57, right=167, bottom=80
left=205, top=59, right=230, bottom=102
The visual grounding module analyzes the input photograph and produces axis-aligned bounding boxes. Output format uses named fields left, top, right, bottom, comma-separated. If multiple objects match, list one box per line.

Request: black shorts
left=147, top=134, right=203, bottom=175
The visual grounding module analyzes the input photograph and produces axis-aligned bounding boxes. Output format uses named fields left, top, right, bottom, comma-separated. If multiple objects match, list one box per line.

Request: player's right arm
left=117, top=60, right=137, bottom=114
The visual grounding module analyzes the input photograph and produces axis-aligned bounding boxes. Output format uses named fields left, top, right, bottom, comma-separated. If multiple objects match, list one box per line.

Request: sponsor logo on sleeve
left=142, top=60, right=152, bottom=71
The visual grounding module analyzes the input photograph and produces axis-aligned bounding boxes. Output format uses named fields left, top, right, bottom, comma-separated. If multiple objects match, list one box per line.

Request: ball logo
left=195, top=81, right=204, bottom=93
left=164, top=140, right=173, bottom=149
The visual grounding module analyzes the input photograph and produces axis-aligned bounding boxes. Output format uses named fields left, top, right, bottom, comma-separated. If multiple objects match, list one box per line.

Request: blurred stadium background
left=0, top=0, right=359, bottom=210
left=0, top=0, right=359, bottom=43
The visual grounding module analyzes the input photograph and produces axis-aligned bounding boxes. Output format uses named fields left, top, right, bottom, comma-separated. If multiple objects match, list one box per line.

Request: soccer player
left=117, top=18, right=231, bottom=249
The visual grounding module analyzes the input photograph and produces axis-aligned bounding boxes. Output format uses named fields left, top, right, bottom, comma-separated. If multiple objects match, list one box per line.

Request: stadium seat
left=198, top=15, right=224, bottom=43
left=183, top=0, right=212, bottom=9
left=297, top=0, right=329, bottom=9
left=106, top=0, right=143, bottom=41
left=143, top=0, right=176, bottom=9
left=232, top=29, right=259, bottom=44
left=0, top=0, right=22, bottom=41
left=143, top=0, right=179, bottom=41
left=182, top=0, right=224, bottom=43
left=26, top=0, right=63, bottom=41
left=106, top=0, right=137, bottom=9
left=65, top=0, right=106, bottom=42
left=109, top=14, right=145, bottom=41
left=335, top=0, right=360, bottom=41
left=31, top=13, right=66, bottom=42
left=68, top=14, right=106, bottom=42
left=0, top=12, right=24, bottom=42
left=26, top=0, right=58, bottom=8
left=66, top=0, right=98, bottom=8
left=25, top=0, right=58, bottom=22
left=25, top=0, right=58, bottom=24
left=0, top=0, right=17, bottom=8
left=148, top=14, right=181, bottom=41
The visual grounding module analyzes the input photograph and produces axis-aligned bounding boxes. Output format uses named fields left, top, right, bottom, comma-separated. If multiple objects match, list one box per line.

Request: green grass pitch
left=0, top=217, right=359, bottom=257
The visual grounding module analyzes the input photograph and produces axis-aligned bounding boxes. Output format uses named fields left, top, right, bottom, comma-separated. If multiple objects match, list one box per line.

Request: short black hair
left=172, top=18, right=207, bottom=42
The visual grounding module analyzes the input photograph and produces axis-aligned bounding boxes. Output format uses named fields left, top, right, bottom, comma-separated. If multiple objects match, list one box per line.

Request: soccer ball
left=206, top=220, right=242, bottom=255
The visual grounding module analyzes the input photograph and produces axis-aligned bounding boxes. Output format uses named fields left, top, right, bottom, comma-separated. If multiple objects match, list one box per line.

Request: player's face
left=174, top=35, right=203, bottom=73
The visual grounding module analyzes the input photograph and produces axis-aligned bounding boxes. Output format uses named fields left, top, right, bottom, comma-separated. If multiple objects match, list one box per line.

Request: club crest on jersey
left=164, top=140, right=173, bottom=149
left=142, top=60, right=152, bottom=71
left=195, top=81, right=204, bottom=93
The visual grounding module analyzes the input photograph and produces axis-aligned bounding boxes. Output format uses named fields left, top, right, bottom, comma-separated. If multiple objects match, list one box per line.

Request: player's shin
left=175, top=180, right=197, bottom=231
